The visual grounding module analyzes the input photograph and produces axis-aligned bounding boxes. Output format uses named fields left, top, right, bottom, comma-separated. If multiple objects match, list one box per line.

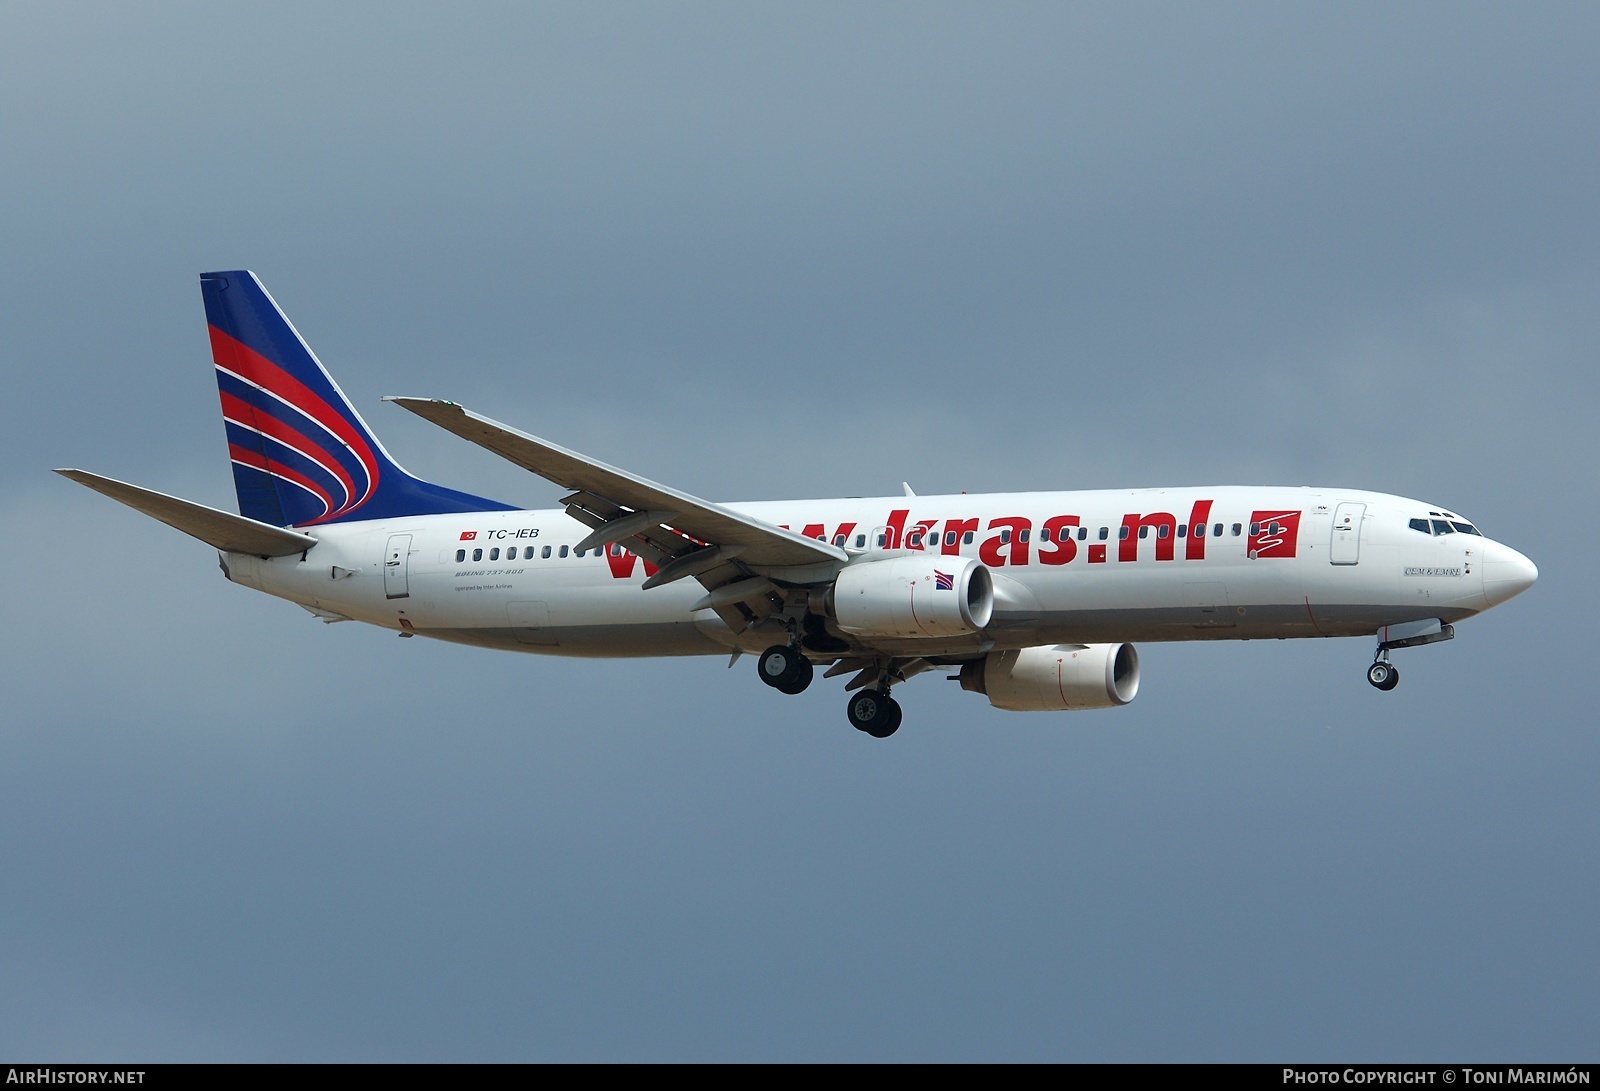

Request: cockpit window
left=1412, top=516, right=1483, bottom=536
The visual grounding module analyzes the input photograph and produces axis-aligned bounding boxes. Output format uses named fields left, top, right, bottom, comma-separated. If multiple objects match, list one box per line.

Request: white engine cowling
left=959, top=643, right=1140, bottom=712
left=826, top=555, right=994, bottom=639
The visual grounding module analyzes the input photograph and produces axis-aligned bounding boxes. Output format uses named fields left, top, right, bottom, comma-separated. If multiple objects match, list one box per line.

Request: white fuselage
left=221, top=486, right=1530, bottom=659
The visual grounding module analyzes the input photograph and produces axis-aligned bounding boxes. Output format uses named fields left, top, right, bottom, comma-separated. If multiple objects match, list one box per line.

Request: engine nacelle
left=822, top=555, right=994, bottom=639
left=959, top=643, right=1140, bottom=712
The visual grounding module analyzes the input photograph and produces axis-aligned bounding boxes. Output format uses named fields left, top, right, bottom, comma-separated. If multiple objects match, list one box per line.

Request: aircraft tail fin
left=201, top=270, right=515, bottom=526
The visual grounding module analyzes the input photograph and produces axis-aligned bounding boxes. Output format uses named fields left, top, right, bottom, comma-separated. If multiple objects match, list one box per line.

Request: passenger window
left=1213, top=523, right=1223, bottom=537
left=1157, top=525, right=1169, bottom=539
left=1249, top=522, right=1260, bottom=535
left=472, top=548, right=483, bottom=561
left=1099, top=527, right=1109, bottom=540
left=877, top=534, right=887, bottom=547
left=1018, top=529, right=1029, bottom=544
left=1119, top=527, right=1130, bottom=540
left=559, top=545, right=569, bottom=558
left=963, top=531, right=974, bottom=544
left=1176, top=524, right=1186, bottom=537
left=909, top=533, right=923, bottom=547
left=1058, top=527, right=1071, bottom=543
left=1193, top=524, right=1204, bottom=538
left=490, top=547, right=500, bottom=560
left=855, top=534, right=866, bottom=548
left=998, top=529, right=1010, bottom=544
left=610, top=544, right=622, bottom=556
left=833, top=534, right=846, bottom=546
left=525, top=546, right=535, bottom=559
left=1077, top=527, right=1087, bottom=541
left=1268, top=522, right=1280, bottom=535
left=944, top=531, right=957, bottom=547
left=455, top=549, right=466, bottom=562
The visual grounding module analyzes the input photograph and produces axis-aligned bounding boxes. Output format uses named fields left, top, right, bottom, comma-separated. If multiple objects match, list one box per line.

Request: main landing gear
left=757, top=644, right=903, bottom=737
left=757, top=644, right=813, bottom=695
left=846, top=687, right=902, bottom=738
left=1366, top=654, right=1400, bottom=691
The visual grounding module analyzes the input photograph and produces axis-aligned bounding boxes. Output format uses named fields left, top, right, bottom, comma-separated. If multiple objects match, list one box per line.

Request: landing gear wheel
left=776, top=657, right=813, bottom=695
left=758, top=644, right=812, bottom=694
left=846, top=690, right=902, bottom=737
left=1366, top=661, right=1400, bottom=691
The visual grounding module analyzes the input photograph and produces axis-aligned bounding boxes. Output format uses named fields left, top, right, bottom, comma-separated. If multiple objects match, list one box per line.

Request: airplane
left=57, top=271, right=1539, bottom=738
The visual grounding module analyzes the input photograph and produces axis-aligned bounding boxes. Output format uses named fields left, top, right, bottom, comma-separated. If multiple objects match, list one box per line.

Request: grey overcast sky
left=1, top=2, right=1595, bottom=1061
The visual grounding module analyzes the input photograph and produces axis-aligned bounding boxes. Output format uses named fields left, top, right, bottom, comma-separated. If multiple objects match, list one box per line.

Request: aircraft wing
left=384, top=398, right=846, bottom=575
left=56, top=469, right=318, bottom=557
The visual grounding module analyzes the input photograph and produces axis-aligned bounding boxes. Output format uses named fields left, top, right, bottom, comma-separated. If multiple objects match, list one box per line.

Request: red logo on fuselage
left=1248, top=510, right=1301, bottom=558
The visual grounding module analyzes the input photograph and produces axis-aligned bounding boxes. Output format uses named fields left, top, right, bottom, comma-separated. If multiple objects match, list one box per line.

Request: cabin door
left=384, top=533, right=413, bottom=599
left=1329, top=503, right=1364, bottom=566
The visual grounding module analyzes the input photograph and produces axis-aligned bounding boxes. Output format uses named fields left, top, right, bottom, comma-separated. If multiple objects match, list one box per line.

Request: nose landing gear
left=1366, top=656, right=1400, bottom=691
left=1365, top=619, right=1453, bottom=691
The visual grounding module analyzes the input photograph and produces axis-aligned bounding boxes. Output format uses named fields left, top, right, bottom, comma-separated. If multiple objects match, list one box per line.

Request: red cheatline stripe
left=229, top=443, right=334, bottom=517
left=208, top=325, right=378, bottom=515
left=220, top=391, right=356, bottom=511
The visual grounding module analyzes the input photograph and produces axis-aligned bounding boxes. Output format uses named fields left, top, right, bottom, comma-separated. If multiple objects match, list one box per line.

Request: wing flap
left=56, top=469, right=317, bottom=557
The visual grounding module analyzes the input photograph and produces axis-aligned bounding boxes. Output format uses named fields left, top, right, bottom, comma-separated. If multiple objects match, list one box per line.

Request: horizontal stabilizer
left=384, top=397, right=845, bottom=570
left=55, top=469, right=317, bottom=557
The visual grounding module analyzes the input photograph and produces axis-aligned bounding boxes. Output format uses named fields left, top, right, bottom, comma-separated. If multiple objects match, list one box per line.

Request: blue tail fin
left=201, top=271, right=515, bottom=527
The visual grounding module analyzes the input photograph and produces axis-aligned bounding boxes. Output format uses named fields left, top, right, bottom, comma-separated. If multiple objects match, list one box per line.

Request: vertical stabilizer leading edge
left=201, top=270, right=514, bottom=527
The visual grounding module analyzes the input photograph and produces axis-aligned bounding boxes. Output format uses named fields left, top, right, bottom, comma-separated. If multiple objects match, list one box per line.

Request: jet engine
left=815, top=555, right=994, bottom=639
left=959, top=643, right=1140, bottom=712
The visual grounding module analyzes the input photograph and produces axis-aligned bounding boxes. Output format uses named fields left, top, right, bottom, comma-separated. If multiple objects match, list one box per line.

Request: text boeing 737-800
left=57, top=271, right=1538, bottom=737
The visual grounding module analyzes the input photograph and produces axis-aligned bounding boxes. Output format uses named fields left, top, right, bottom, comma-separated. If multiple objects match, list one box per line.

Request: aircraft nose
left=1480, top=540, right=1538, bottom=607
